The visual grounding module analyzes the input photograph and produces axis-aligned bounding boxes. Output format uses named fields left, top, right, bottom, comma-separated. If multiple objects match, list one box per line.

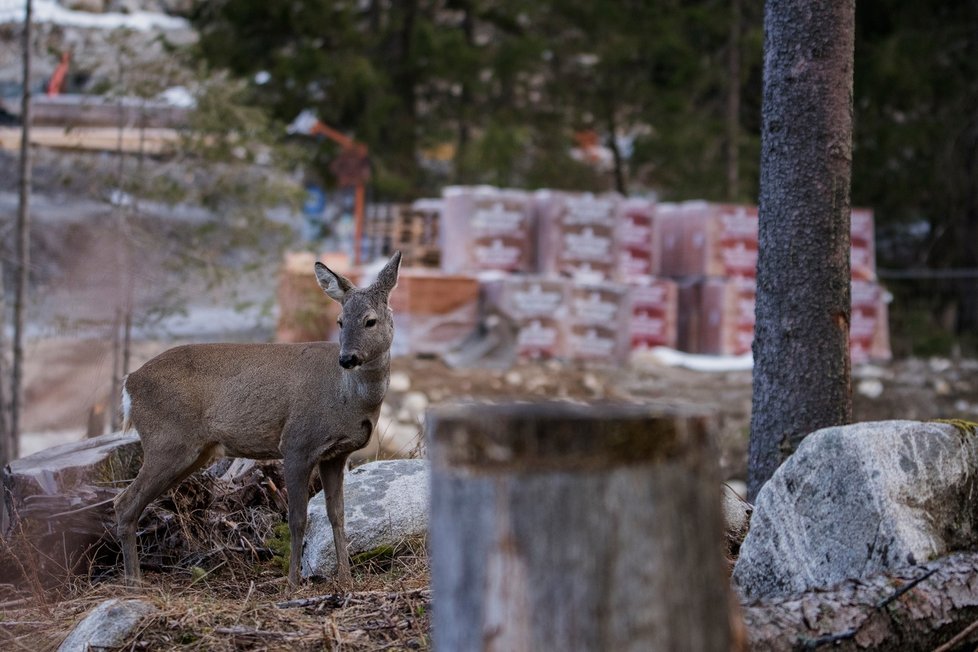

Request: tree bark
left=428, top=403, right=731, bottom=652
left=0, top=260, right=8, bottom=469
left=748, top=0, right=855, bottom=501
left=743, top=551, right=978, bottom=651
left=12, top=0, right=34, bottom=459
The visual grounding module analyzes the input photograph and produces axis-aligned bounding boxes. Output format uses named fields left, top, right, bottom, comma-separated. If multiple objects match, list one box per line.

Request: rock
left=301, top=459, right=429, bottom=578
left=402, top=391, right=429, bottom=417
left=59, top=598, right=157, bottom=652
left=733, top=420, right=978, bottom=600
left=389, top=371, right=411, bottom=393
left=504, top=370, right=523, bottom=386
left=722, top=483, right=752, bottom=554
left=856, top=378, right=884, bottom=398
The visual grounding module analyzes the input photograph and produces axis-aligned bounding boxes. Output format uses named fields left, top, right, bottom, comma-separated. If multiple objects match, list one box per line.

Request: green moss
left=351, top=544, right=398, bottom=565
left=932, top=419, right=978, bottom=437
left=266, top=522, right=291, bottom=574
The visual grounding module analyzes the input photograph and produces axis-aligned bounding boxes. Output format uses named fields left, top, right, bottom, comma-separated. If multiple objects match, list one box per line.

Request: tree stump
left=428, top=402, right=730, bottom=652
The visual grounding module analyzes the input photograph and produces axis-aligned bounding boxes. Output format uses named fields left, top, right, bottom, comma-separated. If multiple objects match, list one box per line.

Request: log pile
left=1, top=435, right=293, bottom=584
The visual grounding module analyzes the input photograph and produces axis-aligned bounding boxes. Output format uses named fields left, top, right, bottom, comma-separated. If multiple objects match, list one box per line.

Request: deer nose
left=339, top=353, right=361, bottom=369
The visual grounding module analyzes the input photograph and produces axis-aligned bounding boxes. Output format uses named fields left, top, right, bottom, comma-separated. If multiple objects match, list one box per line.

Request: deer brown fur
left=114, top=251, right=401, bottom=586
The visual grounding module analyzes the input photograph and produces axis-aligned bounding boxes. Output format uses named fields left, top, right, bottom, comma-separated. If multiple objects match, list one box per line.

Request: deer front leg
left=319, top=455, right=352, bottom=586
left=284, top=457, right=316, bottom=587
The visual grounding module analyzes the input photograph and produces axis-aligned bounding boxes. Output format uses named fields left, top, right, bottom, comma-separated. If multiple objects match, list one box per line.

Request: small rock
left=402, top=391, right=429, bottom=416
left=725, top=480, right=748, bottom=500
left=933, top=379, right=952, bottom=396
left=929, top=357, right=952, bottom=373
left=857, top=378, right=884, bottom=398
left=389, top=372, right=411, bottom=393
left=302, top=460, right=429, bottom=578
left=582, top=373, right=603, bottom=396
left=722, top=484, right=752, bottom=551
left=59, top=599, right=157, bottom=652
left=504, top=371, right=523, bottom=386
left=955, top=400, right=972, bottom=412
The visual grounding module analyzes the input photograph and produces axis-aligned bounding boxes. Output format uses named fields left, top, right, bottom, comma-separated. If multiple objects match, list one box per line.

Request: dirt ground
left=19, top=335, right=978, bottom=481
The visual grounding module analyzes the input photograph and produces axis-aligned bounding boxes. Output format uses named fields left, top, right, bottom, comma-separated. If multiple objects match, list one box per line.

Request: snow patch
left=0, top=1, right=189, bottom=31
left=633, top=346, right=754, bottom=373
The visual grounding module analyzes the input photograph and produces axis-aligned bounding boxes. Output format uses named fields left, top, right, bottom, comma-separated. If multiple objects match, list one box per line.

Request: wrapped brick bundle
left=441, top=186, right=534, bottom=274
left=682, top=203, right=759, bottom=278
left=565, top=282, right=630, bottom=361
left=627, top=279, right=679, bottom=351
left=679, top=276, right=756, bottom=355
left=616, top=198, right=658, bottom=282
left=850, top=280, right=891, bottom=364
left=851, top=208, right=877, bottom=281
left=389, top=270, right=481, bottom=356
left=489, top=276, right=569, bottom=359
left=537, top=191, right=619, bottom=282
left=656, top=203, right=685, bottom=277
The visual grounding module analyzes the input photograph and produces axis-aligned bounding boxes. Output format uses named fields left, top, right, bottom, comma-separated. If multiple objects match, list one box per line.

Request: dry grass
left=0, top=459, right=431, bottom=651
left=1, top=538, right=430, bottom=651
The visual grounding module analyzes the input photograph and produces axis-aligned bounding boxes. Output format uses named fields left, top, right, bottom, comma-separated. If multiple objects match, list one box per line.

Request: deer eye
left=365, top=318, right=377, bottom=328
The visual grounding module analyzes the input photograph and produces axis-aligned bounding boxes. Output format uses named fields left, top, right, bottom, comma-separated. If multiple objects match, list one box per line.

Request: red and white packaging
left=616, top=198, right=658, bottom=282
left=488, top=276, right=569, bottom=359
left=655, top=203, right=685, bottom=277
left=683, top=203, right=759, bottom=278
left=536, top=191, right=619, bottom=282
left=627, top=278, right=679, bottom=350
left=850, top=208, right=877, bottom=281
left=441, top=186, right=534, bottom=274
left=565, top=282, right=630, bottom=361
left=850, top=279, right=891, bottom=363
left=679, top=276, right=756, bottom=355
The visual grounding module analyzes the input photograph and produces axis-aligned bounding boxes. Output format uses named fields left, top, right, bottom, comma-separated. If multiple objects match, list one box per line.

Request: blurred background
left=0, top=1, right=976, bottom=480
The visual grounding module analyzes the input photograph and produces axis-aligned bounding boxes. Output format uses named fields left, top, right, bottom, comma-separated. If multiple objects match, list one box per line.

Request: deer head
left=315, top=251, right=401, bottom=369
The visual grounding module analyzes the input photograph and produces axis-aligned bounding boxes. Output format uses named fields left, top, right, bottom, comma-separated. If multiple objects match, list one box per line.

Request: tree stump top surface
left=427, top=401, right=715, bottom=472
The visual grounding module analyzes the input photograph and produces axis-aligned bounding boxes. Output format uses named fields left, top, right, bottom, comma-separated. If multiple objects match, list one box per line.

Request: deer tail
left=121, top=375, right=133, bottom=433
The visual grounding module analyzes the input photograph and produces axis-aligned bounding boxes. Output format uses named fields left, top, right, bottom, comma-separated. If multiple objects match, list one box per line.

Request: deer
left=114, top=251, right=402, bottom=586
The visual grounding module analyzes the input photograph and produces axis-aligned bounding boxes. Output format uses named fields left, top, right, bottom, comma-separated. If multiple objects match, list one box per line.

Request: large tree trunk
left=11, top=0, right=34, bottom=458
left=743, top=551, right=978, bottom=651
left=428, top=403, right=732, bottom=651
left=748, top=0, right=855, bottom=501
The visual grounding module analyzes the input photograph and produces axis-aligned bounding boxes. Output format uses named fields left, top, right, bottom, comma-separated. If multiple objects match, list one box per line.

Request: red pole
left=353, top=183, right=365, bottom=265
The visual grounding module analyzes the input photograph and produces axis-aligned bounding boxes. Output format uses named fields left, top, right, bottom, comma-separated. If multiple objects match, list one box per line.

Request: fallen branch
left=743, top=551, right=978, bottom=651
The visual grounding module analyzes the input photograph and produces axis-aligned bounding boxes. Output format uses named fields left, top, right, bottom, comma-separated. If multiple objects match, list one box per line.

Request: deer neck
left=342, top=351, right=391, bottom=409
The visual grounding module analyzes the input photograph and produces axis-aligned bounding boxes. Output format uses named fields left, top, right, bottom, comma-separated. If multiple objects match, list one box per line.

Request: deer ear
left=374, top=251, right=402, bottom=296
left=315, top=262, right=355, bottom=303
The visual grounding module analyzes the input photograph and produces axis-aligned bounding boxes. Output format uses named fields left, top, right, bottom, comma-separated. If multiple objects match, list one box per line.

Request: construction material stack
left=279, top=186, right=889, bottom=366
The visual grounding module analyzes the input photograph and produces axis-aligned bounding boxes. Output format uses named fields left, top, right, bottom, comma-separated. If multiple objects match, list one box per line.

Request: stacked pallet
left=661, top=201, right=888, bottom=363
left=394, top=201, right=442, bottom=268
left=278, top=186, right=890, bottom=366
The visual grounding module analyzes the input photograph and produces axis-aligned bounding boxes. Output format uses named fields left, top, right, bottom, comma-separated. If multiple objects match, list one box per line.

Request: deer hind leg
left=114, top=439, right=217, bottom=583
left=319, top=455, right=352, bottom=586
left=284, top=456, right=317, bottom=587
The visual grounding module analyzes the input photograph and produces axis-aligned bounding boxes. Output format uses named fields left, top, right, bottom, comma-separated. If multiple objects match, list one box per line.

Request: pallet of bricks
left=429, top=187, right=679, bottom=362
left=657, top=202, right=890, bottom=363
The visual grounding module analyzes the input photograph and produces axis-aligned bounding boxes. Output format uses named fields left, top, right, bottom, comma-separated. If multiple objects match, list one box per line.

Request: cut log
left=428, top=402, right=731, bottom=651
left=743, top=550, right=978, bottom=651
left=1, top=432, right=142, bottom=579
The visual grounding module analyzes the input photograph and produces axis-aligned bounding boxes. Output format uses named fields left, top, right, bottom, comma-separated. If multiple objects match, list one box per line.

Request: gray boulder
left=734, top=420, right=978, bottom=600
left=59, top=598, right=156, bottom=652
left=301, top=459, right=428, bottom=578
